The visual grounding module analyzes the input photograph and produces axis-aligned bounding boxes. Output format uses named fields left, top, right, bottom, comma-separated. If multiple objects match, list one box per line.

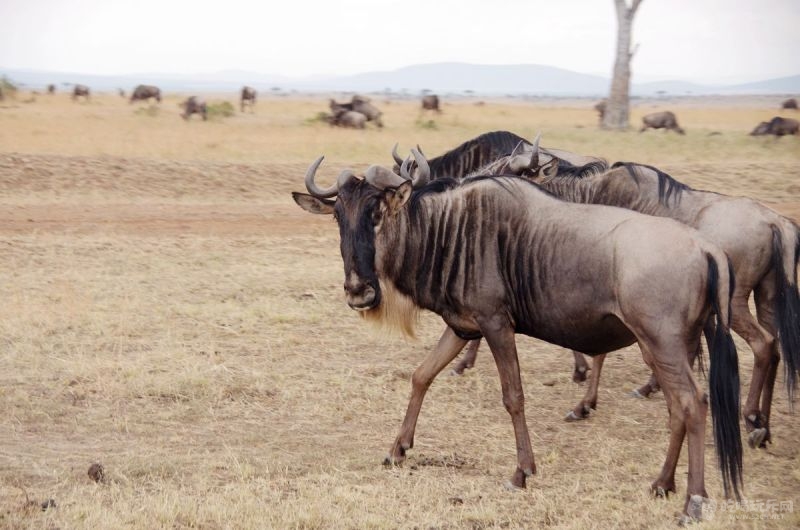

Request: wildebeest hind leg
left=572, top=350, right=590, bottom=382
left=384, top=327, right=467, bottom=466
left=450, top=340, right=480, bottom=375
left=753, top=280, right=782, bottom=447
left=565, top=353, right=606, bottom=421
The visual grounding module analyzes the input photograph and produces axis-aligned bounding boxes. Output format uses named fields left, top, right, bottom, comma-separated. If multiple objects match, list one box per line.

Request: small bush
left=1, top=76, right=19, bottom=99
left=305, top=111, right=332, bottom=125
left=206, top=101, right=235, bottom=120
left=415, top=118, right=438, bottom=130
left=134, top=106, right=160, bottom=117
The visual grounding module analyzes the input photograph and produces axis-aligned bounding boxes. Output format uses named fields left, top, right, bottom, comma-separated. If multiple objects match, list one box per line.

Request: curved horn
left=529, top=133, right=541, bottom=168
left=391, top=143, right=404, bottom=166
left=400, top=155, right=413, bottom=180
left=365, top=165, right=408, bottom=190
left=304, top=156, right=355, bottom=197
left=410, top=147, right=430, bottom=187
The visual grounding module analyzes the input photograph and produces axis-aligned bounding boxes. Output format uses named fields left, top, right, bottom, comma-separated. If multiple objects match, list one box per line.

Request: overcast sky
left=1, top=0, right=797, bottom=84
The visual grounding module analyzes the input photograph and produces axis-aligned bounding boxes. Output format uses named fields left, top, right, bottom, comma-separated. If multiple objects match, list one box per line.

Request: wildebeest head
left=293, top=150, right=430, bottom=315
left=750, top=121, right=771, bottom=136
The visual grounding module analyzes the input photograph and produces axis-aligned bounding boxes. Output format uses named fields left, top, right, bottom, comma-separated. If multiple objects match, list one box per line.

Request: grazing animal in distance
left=594, top=100, right=607, bottom=123
left=130, top=84, right=162, bottom=104
left=781, top=98, right=797, bottom=110
left=47, top=84, right=56, bottom=95
left=118, top=88, right=126, bottom=98
left=640, top=111, right=685, bottom=134
left=421, top=94, right=441, bottom=112
left=328, top=109, right=366, bottom=129
left=292, top=149, right=742, bottom=522
left=482, top=142, right=800, bottom=449
left=330, top=95, right=383, bottom=127
left=180, top=96, right=207, bottom=121
left=241, top=86, right=257, bottom=112
left=750, top=116, right=799, bottom=137
left=72, top=84, right=90, bottom=102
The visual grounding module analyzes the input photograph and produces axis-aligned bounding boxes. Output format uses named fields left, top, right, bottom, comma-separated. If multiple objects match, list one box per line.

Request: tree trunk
left=602, top=0, right=642, bottom=130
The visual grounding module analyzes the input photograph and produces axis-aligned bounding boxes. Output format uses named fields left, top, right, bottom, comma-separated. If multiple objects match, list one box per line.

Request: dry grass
left=0, top=94, right=799, bottom=529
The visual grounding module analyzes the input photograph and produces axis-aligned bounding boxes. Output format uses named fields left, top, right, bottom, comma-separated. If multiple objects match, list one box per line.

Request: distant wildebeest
left=483, top=142, right=800, bottom=449
left=241, top=86, right=256, bottom=112
left=47, top=84, right=56, bottom=95
left=750, top=116, right=800, bottom=137
left=118, top=88, right=126, bottom=98
left=640, top=111, right=685, bottom=134
left=180, top=96, right=207, bottom=121
left=293, top=149, right=742, bottom=522
left=130, top=84, right=162, bottom=104
left=781, top=98, right=797, bottom=110
left=328, top=109, right=366, bottom=129
left=421, top=94, right=440, bottom=112
left=329, top=95, right=383, bottom=127
left=72, top=84, right=90, bottom=102
left=594, top=100, right=607, bottom=123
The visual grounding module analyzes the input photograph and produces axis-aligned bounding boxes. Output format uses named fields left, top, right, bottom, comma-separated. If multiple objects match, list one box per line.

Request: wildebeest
left=72, top=84, right=90, bottom=102
left=750, top=116, right=799, bottom=137
left=130, top=84, right=162, bottom=104
left=482, top=142, right=800, bottom=448
left=180, top=96, right=207, bottom=121
left=118, top=88, right=126, bottom=98
left=329, top=95, right=383, bottom=128
left=241, top=86, right=256, bottom=112
left=47, top=84, right=56, bottom=95
left=594, top=100, right=607, bottom=123
left=421, top=94, right=440, bottom=112
left=640, top=111, right=685, bottom=134
left=328, top=109, right=366, bottom=129
left=781, top=98, right=797, bottom=110
left=292, top=151, right=742, bottom=521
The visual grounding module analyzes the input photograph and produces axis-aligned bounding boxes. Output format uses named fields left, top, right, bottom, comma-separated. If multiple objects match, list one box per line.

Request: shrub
left=415, top=118, right=438, bottom=130
left=206, top=101, right=235, bottom=120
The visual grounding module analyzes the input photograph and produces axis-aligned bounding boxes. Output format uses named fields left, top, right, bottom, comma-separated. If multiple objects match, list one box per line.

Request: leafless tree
left=602, top=0, right=643, bottom=129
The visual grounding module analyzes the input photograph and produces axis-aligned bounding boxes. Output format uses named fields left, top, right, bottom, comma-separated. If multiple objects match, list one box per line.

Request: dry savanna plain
left=0, top=91, right=799, bottom=529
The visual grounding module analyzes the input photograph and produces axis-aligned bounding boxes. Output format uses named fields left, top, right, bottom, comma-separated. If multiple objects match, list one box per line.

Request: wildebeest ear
left=292, top=192, right=335, bottom=215
left=538, top=159, right=559, bottom=181
left=384, top=181, right=413, bottom=215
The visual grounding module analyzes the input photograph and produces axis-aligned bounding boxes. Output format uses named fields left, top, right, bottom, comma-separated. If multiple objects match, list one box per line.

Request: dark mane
left=429, top=131, right=529, bottom=178
left=554, top=159, right=609, bottom=179
left=611, top=161, right=691, bottom=205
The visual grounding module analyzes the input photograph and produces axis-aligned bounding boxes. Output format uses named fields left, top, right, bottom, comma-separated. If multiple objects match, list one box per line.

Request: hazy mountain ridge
left=2, top=63, right=798, bottom=97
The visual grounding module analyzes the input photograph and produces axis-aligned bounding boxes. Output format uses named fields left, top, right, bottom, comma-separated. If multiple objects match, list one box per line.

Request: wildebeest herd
left=292, top=129, right=800, bottom=524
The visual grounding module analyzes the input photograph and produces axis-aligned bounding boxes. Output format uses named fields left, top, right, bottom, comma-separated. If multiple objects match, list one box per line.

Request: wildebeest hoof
left=383, top=454, right=403, bottom=466
left=629, top=389, right=645, bottom=399
left=747, top=428, right=768, bottom=449
left=564, top=405, right=591, bottom=422
left=678, top=495, right=705, bottom=525
left=504, top=480, right=524, bottom=492
left=449, top=369, right=463, bottom=377
left=572, top=367, right=588, bottom=383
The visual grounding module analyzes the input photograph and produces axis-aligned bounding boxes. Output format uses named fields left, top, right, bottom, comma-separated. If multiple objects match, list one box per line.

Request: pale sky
left=1, top=0, right=798, bottom=84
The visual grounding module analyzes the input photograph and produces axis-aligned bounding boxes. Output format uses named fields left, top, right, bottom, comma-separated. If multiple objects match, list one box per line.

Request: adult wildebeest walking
left=72, top=84, right=90, bottom=102
left=329, top=95, right=383, bottom=128
left=640, top=111, right=685, bottom=134
left=293, top=150, right=743, bottom=522
left=130, top=84, right=162, bottom=104
left=180, top=96, right=207, bottom=121
left=47, top=84, right=56, bottom=95
left=484, top=142, right=800, bottom=448
left=781, top=98, right=797, bottom=110
left=750, top=116, right=799, bottom=137
left=241, top=86, right=256, bottom=112
left=421, top=94, right=441, bottom=112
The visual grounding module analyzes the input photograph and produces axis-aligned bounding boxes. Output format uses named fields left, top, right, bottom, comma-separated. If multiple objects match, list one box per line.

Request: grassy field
left=0, top=92, right=799, bottom=529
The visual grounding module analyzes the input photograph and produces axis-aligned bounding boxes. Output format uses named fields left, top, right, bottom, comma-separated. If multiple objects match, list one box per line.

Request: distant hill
left=2, top=63, right=798, bottom=97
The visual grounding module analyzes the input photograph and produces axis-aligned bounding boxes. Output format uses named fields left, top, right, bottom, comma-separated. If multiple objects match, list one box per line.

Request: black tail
left=772, top=225, right=800, bottom=403
left=707, top=255, right=743, bottom=501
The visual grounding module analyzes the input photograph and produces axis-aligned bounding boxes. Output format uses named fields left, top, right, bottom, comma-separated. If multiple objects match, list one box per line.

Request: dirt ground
left=1, top=96, right=799, bottom=529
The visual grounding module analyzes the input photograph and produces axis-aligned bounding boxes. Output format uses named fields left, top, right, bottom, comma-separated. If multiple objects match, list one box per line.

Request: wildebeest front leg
left=565, top=353, right=606, bottom=421
left=384, top=327, right=467, bottom=466
left=480, top=316, right=536, bottom=489
left=450, top=339, right=480, bottom=375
